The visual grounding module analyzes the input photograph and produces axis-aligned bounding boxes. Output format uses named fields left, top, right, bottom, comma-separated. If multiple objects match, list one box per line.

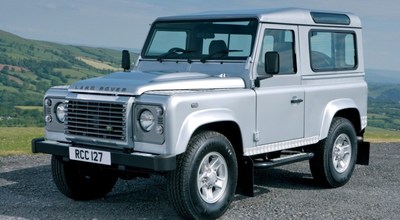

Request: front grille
left=65, top=100, right=127, bottom=141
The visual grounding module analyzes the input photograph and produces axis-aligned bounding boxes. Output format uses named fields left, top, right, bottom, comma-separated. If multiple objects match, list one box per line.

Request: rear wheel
left=167, top=131, right=237, bottom=220
left=51, top=155, right=118, bottom=200
left=310, top=117, right=358, bottom=187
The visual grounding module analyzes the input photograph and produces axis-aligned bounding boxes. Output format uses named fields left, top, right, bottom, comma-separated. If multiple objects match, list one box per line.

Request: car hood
left=69, top=71, right=245, bottom=95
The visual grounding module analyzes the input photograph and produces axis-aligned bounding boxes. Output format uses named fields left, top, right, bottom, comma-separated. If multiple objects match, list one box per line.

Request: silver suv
left=33, top=8, right=370, bottom=219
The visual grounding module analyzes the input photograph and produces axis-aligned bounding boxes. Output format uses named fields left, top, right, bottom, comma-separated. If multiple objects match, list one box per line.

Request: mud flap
left=236, top=156, right=254, bottom=197
left=357, top=141, right=370, bottom=165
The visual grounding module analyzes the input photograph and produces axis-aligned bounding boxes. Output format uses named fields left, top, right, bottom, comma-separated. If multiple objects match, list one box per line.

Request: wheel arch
left=319, top=98, right=362, bottom=140
left=195, top=121, right=243, bottom=156
left=173, top=109, right=243, bottom=156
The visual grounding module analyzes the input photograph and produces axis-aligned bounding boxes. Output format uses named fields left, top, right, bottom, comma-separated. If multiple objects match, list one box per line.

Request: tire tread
left=310, top=117, right=357, bottom=188
left=51, top=155, right=117, bottom=201
left=167, top=131, right=237, bottom=220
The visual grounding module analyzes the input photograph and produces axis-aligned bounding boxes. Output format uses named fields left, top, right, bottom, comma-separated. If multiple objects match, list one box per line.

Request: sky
left=1, top=0, right=400, bottom=71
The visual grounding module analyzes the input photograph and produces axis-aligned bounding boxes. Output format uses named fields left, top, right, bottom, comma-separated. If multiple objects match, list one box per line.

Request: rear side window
left=310, top=31, right=357, bottom=71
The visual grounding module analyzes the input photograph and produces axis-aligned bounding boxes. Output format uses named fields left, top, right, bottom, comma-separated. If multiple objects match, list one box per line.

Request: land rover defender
left=32, top=8, right=370, bottom=219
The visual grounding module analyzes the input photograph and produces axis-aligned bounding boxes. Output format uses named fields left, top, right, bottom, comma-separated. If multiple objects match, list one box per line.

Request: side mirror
left=255, top=51, right=280, bottom=87
left=265, top=51, right=280, bottom=74
left=122, top=50, right=130, bottom=71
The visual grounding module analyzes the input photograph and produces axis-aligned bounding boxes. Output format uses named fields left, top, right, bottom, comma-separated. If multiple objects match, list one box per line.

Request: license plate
left=69, top=147, right=111, bottom=165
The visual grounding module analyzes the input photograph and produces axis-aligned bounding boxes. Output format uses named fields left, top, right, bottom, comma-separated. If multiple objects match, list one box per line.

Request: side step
left=237, top=152, right=315, bottom=197
left=253, top=152, right=314, bottom=169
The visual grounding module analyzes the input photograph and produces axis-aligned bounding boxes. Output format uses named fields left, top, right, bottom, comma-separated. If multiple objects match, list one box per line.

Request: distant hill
left=0, top=29, right=138, bottom=106
left=365, top=69, right=400, bottom=102
left=365, top=69, right=400, bottom=85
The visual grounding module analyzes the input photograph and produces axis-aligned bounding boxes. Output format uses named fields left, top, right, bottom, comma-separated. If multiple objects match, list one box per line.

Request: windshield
left=142, top=19, right=258, bottom=61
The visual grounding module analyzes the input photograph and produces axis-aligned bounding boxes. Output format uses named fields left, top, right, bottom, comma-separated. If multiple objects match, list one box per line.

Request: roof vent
left=311, top=12, right=350, bottom=25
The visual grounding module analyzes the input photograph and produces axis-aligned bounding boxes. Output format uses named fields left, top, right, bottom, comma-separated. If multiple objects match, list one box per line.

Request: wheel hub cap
left=332, top=133, right=352, bottom=173
left=197, top=152, right=228, bottom=203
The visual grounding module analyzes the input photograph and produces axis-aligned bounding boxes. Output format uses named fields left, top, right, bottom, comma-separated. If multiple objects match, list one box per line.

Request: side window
left=257, top=29, right=296, bottom=74
left=310, top=31, right=357, bottom=71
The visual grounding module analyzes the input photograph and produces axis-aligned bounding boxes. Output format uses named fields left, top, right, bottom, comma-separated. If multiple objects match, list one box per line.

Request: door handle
left=291, top=99, right=303, bottom=104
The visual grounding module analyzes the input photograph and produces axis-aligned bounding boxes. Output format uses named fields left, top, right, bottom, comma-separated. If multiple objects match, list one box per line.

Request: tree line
left=0, top=105, right=43, bottom=127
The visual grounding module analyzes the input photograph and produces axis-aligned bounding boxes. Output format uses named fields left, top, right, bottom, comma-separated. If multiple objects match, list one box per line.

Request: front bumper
left=32, top=138, right=176, bottom=172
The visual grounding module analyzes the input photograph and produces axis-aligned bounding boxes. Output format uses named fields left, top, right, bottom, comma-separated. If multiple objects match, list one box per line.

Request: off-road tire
left=51, top=155, right=118, bottom=200
left=167, top=131, right=238, bottom=220
left=310, top=117, right=358, bottom=187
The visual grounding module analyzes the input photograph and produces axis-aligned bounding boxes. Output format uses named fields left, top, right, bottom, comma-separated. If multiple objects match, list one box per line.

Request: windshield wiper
left=157, top=49, right=197, bottom=62
left=200, top=50, right=243, bottom=63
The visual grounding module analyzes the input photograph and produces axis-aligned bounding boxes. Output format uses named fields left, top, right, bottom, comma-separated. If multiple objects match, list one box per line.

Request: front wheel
left=51, top=155, right=118, bottom=200
left=310, top=117, right=358, bottom=187
left=167, top=131, right=238, bottom=220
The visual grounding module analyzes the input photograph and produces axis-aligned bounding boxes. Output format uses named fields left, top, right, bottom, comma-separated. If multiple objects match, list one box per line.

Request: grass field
left=0, top=127, right=44, bottom=156
left=14, top=106, right=43, bottom=111
left=0, top=126, right=399, bottom=157
left=77, top=56, right=120, bottom=71
left=364, top=129, right=400, bottom=143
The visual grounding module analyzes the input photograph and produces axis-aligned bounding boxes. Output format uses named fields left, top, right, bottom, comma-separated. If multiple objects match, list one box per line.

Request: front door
left=254, top=24, right=304, bottom=146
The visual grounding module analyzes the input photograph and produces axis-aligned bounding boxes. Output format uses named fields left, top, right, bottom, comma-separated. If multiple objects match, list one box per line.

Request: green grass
left=365, top=128, right=400, bottom=143
left=14, top=106, right=43, bottom=111
left=12, top=71, right=38, bottom=81
left=54, top=68, right=84, bottom=78
left=0, top=127, right=44, bottom=156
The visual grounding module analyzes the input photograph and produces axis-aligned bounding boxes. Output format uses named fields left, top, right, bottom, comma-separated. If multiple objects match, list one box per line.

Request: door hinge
left=253, top=131, right=260, bottom=142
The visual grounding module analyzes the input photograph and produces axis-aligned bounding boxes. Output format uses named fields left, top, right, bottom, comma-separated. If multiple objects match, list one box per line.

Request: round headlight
left=139, top=110, right=155, bottom=131
left=55, top=103, right=66, bottom=123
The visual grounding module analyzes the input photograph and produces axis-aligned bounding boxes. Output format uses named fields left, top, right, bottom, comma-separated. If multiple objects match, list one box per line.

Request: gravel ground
left=0, top=143, right=399, bottom=220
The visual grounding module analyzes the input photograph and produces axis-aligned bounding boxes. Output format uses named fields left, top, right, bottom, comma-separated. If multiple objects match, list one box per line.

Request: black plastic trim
left=31, top=138, right=176, bottom=171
